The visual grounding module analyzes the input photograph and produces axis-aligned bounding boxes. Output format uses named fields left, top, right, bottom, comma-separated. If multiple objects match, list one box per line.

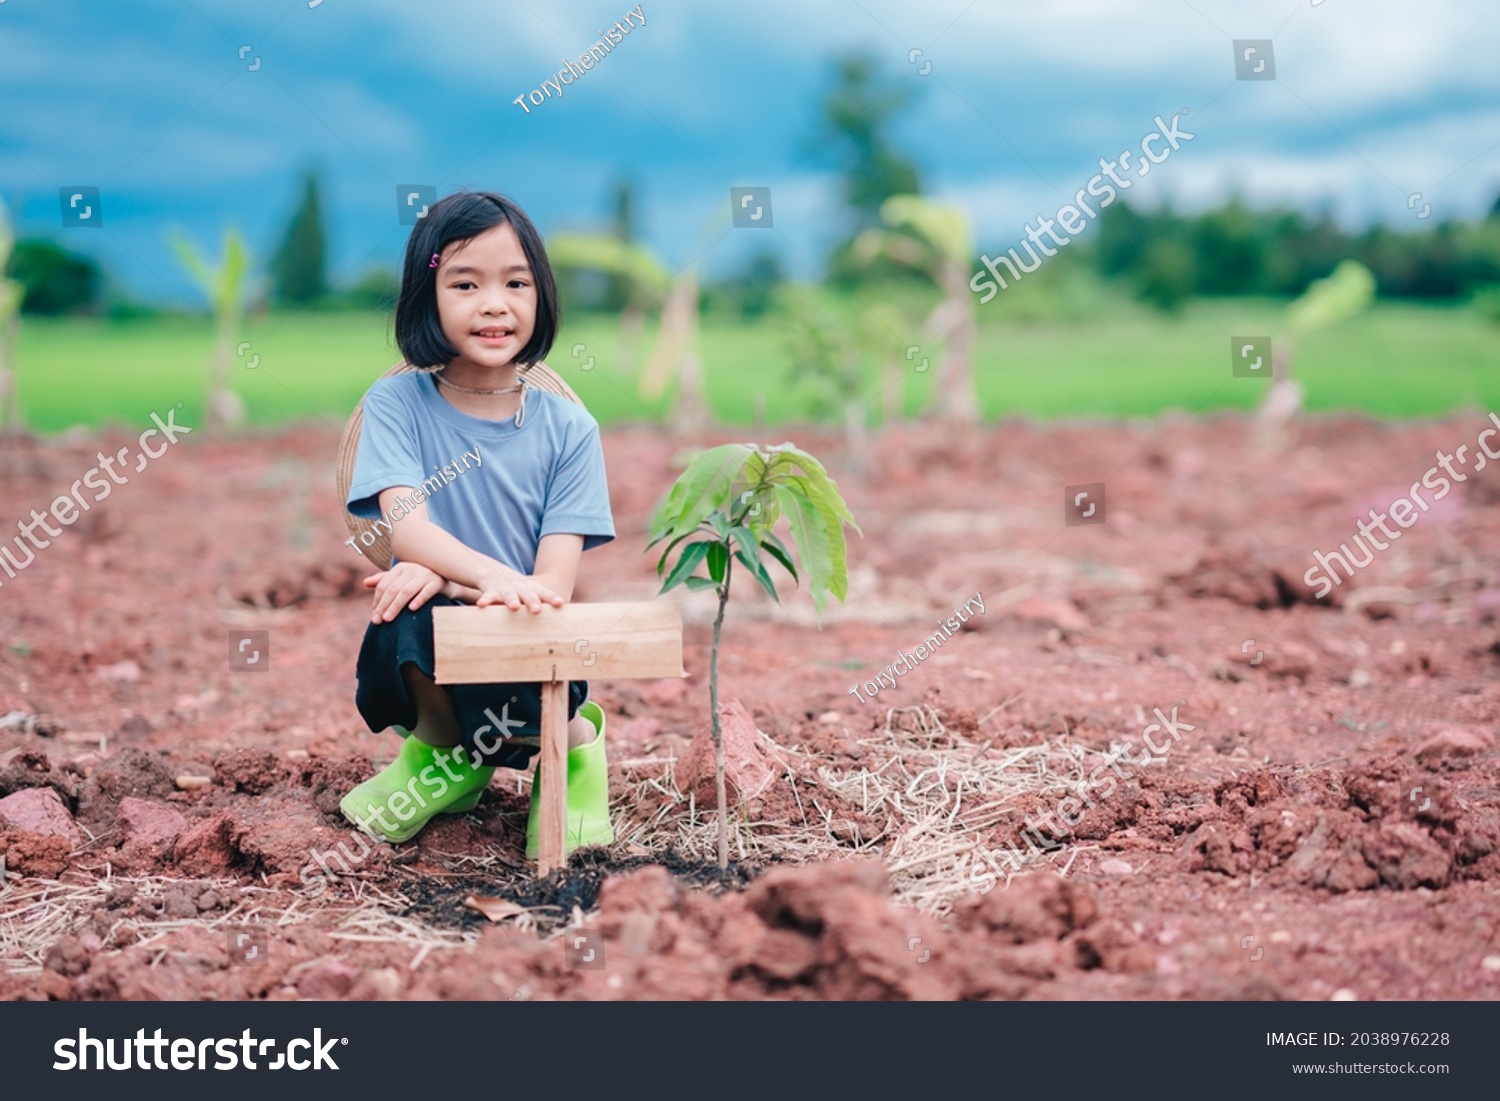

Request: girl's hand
left=474, top=566, right=564, bottom=615
left=365, top=562, right=447, bottom=623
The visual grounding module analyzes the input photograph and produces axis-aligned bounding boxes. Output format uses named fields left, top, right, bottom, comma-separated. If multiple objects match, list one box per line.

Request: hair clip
left=429, top=253, right=441, bottom=269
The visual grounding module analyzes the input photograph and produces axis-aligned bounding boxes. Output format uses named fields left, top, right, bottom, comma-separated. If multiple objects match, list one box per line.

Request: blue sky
left=4, top=0, right=1498, bottom=304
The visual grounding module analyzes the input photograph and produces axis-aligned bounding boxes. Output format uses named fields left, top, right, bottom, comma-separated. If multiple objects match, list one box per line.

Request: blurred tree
left=1094, top=201, right=1155, bottom=280
left=1135, top=238, right=1196, bottom=313
left=805, top=51, right=923, bottom=284
left=1087, top=194, right=1500, bottom=303
left=603, top=176, right=637, bottom=312
left=1260, top=209, right=1344, bottom=295
left=5, top=238, right=103, bottom=315
left=171, top=228, right=251, bottom=433
left=1191, top=198, right=1262, bottom=295
left=815, top=53, right=921, bottom=230
left=0, top=203, right=25, bottom=439
left=704, top=249, right=785, bottom=318
left=1473, top=284, right=1500, bottom=325
left=345, top=267, right=400, bottom=311
left=270, top=170, right=327, bottom=306
left=1457, top=215, right=1500, bottom=287
left=850, top=195, right=979, bottom=423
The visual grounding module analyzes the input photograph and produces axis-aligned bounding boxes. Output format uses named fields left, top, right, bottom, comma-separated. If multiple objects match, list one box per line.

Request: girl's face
left=433, top=221, right=537, bottom=372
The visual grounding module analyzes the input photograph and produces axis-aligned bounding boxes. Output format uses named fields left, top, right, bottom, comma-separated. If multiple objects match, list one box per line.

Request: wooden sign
left=432, top=602, right=685, bottom=873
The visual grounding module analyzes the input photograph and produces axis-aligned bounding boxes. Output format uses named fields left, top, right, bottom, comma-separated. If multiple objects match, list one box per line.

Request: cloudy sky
left=4, top=0, right=1498, bottom=303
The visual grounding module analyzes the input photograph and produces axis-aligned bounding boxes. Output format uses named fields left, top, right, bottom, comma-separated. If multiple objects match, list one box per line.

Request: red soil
left=0, top=412, right=1497, bottom=1000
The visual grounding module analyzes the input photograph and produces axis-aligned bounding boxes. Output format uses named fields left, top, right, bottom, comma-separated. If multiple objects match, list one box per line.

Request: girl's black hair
left=394, top=191, right=560, bottom=369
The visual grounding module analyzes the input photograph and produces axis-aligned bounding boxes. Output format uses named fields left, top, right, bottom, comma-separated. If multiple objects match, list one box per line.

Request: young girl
left=340, top=190, right=615, bottom=858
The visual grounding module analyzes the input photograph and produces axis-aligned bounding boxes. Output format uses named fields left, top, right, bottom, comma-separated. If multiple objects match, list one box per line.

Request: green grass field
left=11, top=299, right=1497, bottom=434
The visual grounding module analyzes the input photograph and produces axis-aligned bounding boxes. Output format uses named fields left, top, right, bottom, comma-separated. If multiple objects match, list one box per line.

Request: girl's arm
left=531, top=533, right=585, bottom=602
left=441, top=533, right=584, bottom=604
left=378, top=486, right=564, bottom=614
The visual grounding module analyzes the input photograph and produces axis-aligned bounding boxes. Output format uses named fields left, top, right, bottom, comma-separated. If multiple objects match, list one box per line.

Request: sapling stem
left=709, top=556, right=732, bottom=870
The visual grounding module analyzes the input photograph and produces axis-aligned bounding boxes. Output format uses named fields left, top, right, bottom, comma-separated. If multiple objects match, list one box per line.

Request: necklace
left=433, top=370, right=525, bottom=395
left=431, top=369, right=530, bottom=427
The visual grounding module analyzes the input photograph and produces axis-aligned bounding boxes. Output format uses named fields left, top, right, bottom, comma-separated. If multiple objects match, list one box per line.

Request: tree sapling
left=647, top=442, right=861, bottom=868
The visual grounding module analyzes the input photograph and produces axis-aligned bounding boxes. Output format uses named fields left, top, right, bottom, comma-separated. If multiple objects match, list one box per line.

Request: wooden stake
left=537, top=672, right=569, bottom=876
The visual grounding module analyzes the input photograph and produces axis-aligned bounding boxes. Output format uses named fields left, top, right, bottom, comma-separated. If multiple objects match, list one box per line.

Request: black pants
left=354, top=594, right=588, bottom=771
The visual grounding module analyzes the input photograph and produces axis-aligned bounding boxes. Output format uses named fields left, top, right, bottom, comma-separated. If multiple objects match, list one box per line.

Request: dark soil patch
left=397, top=848, right=774, bottom=933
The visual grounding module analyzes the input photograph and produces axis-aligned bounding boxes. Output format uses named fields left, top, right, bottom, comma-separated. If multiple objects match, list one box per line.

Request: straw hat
left=335, top=361, right=584, bottom=569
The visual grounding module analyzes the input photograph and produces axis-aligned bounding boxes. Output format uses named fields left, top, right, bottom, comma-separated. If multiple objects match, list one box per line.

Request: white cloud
left=7, top=0, right=1499, bottom=303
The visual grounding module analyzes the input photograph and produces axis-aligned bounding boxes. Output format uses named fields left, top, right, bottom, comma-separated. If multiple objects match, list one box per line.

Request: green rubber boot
left=525, top=700, right=614, bottom=859
left=341, top=734, right=494, bottom=844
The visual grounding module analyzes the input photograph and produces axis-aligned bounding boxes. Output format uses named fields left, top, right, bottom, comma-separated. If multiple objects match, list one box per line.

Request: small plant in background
left=647, top=442, right=861, bottom=868
left=1253, top=258, right=1376, bottom=451
left=548, top=229, right=670, bottom=372
left=170, top=228, right=251, bottom=433
left=850, top=195, right=980, bottom=424
left=776, top=286, right=873, bottom=477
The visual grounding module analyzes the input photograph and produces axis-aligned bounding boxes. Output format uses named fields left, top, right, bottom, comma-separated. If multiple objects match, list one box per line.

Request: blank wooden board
left=432, top=602, right=685, bottom=684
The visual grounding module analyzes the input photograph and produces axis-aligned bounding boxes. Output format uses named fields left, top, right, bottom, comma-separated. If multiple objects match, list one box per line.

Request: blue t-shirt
left=346, top=371, right=615, bottom=574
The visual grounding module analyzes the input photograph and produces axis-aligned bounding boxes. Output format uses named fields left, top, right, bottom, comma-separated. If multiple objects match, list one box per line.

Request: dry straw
left=615, top=702, right=1106, bottom=919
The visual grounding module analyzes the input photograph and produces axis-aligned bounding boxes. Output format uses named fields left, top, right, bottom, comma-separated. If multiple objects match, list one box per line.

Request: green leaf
left=774, top=482, right=834, bottom=618
left=730, top=452, right=777, bottom=534
left=756, top=492, right=782, bottom=535
left=652, top=529, right=702, bottom=574
left=219, top=229, right=249, bottom=315
left=706, top=541, right=728, bottom=584
left=742, top=449, right=766, bottom=485
left=786, top=474, right=849, bottom=603
left=768, top=443, right=859, bottom=531
left=733, top=546, right=780, bottom=603
left=760, top=532, right=798, bottom=583
left=1286, top=259, right=1375, bottom=337
left=879, top=195, right=973, bottom=268
left=660, top=541, right=711, bottom=593
left=169, top=234, right=212, bottom=296
left=656, top=444, right=754, bottom=542
left=727, top=525, right=758, bottom=566
left=733, top=487, right=780, bottom=536
left=729, top=525, right=780, bottom=601
left=653, top=441, right=856, bottom=623
left=546, top=232, right=672, bottom=305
